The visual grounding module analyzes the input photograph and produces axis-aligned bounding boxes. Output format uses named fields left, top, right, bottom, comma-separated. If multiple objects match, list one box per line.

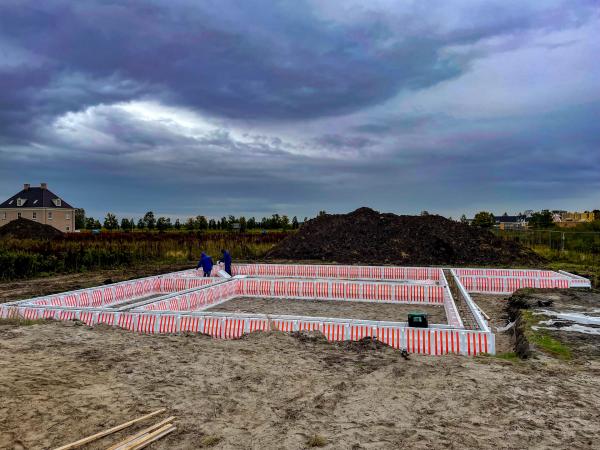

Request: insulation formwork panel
left=231, top=264, right=443, bottom=281
left=236, top=278, right=446, bottom=304
left=1, top=303, right=495, bottom=356
left=17, top=276, right=220, bottom=309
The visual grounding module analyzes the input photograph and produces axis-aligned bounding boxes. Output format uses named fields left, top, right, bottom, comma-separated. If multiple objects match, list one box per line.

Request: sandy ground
left=2, top=321, right=600, bottom=450
left=2, top=272, right=600, bottom=449
left=207, top=297, right=447, bottom=324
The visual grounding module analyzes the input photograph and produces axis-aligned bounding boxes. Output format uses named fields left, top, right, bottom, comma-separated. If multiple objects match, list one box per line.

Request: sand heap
left=0, top=218, right=64, bottom=239
left=267, top=207, right=545, bottom=266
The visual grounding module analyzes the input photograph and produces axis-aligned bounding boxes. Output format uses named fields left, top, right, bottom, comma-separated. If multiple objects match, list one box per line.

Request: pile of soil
left=267, top=207, right=544, bottom=266
left=0, top=218, right=63, bottom=240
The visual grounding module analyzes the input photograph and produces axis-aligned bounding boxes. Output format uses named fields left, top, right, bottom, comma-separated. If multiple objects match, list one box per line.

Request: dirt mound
left=0, top=218, right=63, bottom=240
left=268, top=207, right=544, bottom=266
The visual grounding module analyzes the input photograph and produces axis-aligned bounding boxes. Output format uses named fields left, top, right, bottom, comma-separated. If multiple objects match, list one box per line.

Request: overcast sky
left=1, top=0, right=599, bottom=220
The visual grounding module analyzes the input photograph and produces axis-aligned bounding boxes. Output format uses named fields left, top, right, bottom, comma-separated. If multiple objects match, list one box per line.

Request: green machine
left=407, top=312, right=429, bottom=328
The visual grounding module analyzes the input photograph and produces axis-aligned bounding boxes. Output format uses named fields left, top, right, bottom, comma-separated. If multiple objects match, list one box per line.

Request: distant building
left=552, top=211, right=595, bottom=228
left=494, top=214, right=528, bottom=230
left=0, top=183, right=76, bottom=232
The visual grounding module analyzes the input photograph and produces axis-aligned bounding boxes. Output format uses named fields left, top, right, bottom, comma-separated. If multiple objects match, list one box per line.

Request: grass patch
left=199, top=435, right=222, bottom=447
left=495, top=352, right=519, bottom=361
left=521, top=310, right=572, bottom=360
left=307, top=434, right=328, bottom=447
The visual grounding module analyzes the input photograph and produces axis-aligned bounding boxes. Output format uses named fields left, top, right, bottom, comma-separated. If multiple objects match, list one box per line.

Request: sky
left=1, top=0, right=599, bottom=221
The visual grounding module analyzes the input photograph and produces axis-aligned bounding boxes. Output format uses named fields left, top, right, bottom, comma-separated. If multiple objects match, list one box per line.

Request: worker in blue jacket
left=221, top=249, right=232, bottom=275
left=196, top=252, right=213, bottom=277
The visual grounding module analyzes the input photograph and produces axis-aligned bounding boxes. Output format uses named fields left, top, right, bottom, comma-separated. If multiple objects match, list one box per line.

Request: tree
left=529, top=210, right=554, bottom=229
left=104, top=213, right=119, bottom=230
left=460, top=214, right=468, bottom=224
left=420, top=210, right=430, bottom=216
left=185, top=218, right=196, bottom=230
left=143, top=211, right=156, bottom=230
left=318, top=210, right=327, bottom=217
left=281, top=215, right=290, bottom=229
left=120, top=218, right=131, bottom=231
left=472, top=211, right=495, bottom=228
left=247, top=217, right=256, bottom=229
left=196, top=215, right=208, bottom=230
left=208, top=219, right=217, bottom=230
left=93, top=219, right=102, bottom=229
left=137, top=218, right=145, bottom=230
left=174, top=218, right=181, bottom=230
left=156, top=217, right=170, bottom=232
left=85, top=217, right=97, bottom=229
left=75, top=208, right=85, bottom=230
left=239, top=216, right=247, bottom=232
left=292, top=216, right=299, bottom=229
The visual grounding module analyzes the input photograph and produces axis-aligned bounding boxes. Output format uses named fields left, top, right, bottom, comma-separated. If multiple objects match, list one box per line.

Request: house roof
left=0, top=186, right=74, bottom=209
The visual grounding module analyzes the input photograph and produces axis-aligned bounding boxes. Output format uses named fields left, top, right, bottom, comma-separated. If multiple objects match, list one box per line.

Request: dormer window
left=16, top=198, right=26, bottom=206
left=53, top=198, right=62, bottom=207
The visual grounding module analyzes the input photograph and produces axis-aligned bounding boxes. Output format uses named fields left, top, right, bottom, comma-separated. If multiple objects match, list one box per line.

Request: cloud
left=0, top=0, right=598, bottom=218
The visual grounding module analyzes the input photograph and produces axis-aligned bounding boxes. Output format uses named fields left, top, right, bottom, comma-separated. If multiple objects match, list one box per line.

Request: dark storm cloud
left=0, top=0, right=599, bottom=218
left=2, top=0, right=595, bottom=139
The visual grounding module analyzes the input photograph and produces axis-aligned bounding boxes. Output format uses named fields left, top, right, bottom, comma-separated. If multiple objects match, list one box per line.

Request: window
left=53, top=198, right=62, bottom=207
left=32, top=212, right=37, bottom=219
left=66, top=213, right=71, bottom=220
left=16, top=198, right=26, bottom=206
left=18, top=212, right=21, bottom=218
left=2, top=212, right=6, bottom=220
left=66, top=226, right=70, bottom=231
left=48, top=211, right=53, bottom=220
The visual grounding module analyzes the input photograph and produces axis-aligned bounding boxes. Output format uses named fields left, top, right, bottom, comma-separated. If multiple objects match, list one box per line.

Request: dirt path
left=1, top=321, right=600, bottom=450
left=208, top=296, right=447, bottom=323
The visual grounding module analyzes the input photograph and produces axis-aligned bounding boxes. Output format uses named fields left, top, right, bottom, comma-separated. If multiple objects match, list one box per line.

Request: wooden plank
left=105, top=417, right=175, bottom=450
left=53, top=408, right=166, bottom=450
left=124, top=424, right=176, bottom=450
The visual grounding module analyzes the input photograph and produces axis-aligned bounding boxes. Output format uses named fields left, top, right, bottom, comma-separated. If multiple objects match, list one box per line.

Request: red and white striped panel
left=79, top=311, right=95, bottom=326
left=92, top=289, right=103, bottom=307
left=103, top=288, right=114, bottom=305
left=159, top=315, right=178, bottom=333
left=345, top=283, right=360, bottom=299
left=202, top=317, right=222, bottom=337
left=272, top=319, right=294, bottom=332
left=98, top=312, right=115, bottom=326
left=405, top=328, right=431, bottom=354
left=137, top=314, right=156, bottom=334
left=301, top=281, right=315, bottom=298
left=321, top=323, right=345, bottom=341
left=350, top=324, right=374, bottom=340
left=298, top=321, right=321, bottom=332
left=59, top=310, right=76, bottom=321
left=464, top=331, right=489, bottom=356
left=433, top=329, right=460, bottom=355
left=378, top=327, right=402, bottom=349
left=180, top=316, right=200, bottom=333
left=64, top=294, right=77, bottom=307
left=118, top=313, right=136, bottom=331
left=78, top=292, right=91, bottom=307
left=331, top=282, right=345, bottom=299
left=248, top=318, right=269, bottom=332
left=23, top=308, right=39, bottom=320
left=223, top=318, right=246, bottom=339
left=42, top=309, right=56, bottom=319
left=315, top=282, right=329, bottom=298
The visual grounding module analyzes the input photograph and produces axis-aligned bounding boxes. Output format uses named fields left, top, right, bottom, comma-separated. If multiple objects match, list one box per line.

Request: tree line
left=75, top=209, right=305, bottom=232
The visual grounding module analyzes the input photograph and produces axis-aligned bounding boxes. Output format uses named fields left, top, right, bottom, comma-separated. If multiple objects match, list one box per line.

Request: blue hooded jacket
left=221, top=250, right=232, bottom=271
left=197, top=252, right=213, bottom=273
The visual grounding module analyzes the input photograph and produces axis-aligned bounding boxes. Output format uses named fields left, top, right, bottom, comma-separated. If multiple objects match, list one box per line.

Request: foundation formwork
left=1, top=264, right=590, bottom=356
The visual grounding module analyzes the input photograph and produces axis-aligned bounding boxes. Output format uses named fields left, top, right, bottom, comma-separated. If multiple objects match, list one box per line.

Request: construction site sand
left=2, top=320, right=600, bottom=449
left=207, top=296, right=447, bottom=323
